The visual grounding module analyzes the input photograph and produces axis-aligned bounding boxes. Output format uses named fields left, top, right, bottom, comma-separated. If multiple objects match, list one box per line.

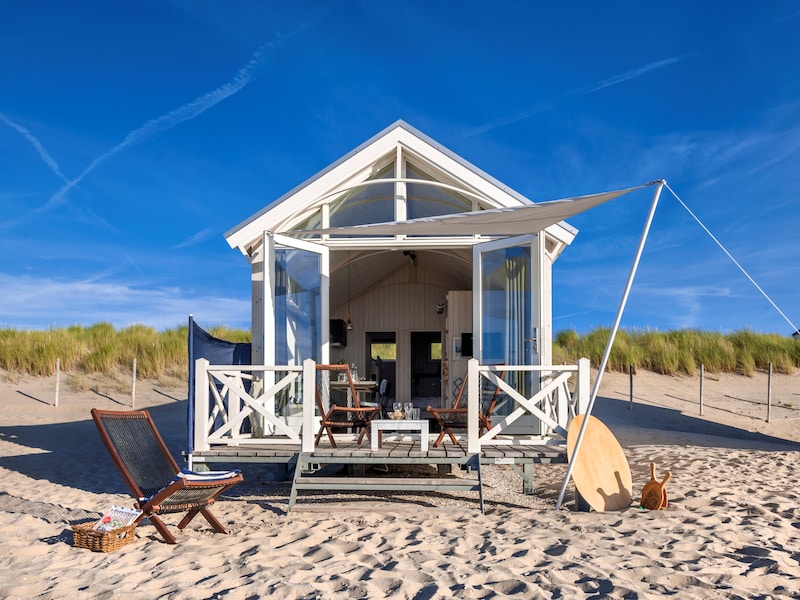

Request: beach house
left=188, top=121, right=658, bottom=503
left=224, top=120, right=577, bottom=406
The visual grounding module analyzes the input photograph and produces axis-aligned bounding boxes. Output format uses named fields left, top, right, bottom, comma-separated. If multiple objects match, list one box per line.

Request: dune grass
left=0, top=323, right=251, bottom=385
left=553, top=327, right=798, bottom=376
left=0, top=324, right=796, bottom=383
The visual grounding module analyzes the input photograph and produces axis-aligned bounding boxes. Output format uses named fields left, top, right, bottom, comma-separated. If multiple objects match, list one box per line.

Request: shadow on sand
left=592, top=394, right=800, bottom=451
left=1, top=392, right=797, bottom=505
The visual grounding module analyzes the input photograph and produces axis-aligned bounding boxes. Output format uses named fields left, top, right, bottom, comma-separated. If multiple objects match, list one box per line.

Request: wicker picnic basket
left=72, top=521, right=137, bottom=552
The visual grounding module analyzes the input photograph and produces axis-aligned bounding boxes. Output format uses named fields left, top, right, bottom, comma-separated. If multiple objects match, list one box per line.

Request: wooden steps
left=288, top=453, right=484, bottom=513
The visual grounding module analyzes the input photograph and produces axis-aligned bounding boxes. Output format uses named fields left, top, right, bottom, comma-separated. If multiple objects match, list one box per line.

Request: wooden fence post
left=629, top=364, right=634, bottom=411
left=131, top=358, right=137, bottom=408
left=699, top=364, right=704, bottom=417
left=767, top=362, right=772, bottom=423
left=55, top=357, right=60, bottom=407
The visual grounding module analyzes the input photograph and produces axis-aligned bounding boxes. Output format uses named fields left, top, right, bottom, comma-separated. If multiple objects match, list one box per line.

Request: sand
left=0, top=369, right=798, bottom=599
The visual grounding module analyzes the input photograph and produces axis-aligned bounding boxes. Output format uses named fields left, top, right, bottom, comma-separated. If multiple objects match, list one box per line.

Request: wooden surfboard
left=567, top=414, right=632, bottom=511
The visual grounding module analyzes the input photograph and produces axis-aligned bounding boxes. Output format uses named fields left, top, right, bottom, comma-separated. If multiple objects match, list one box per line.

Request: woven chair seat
left=92, top=408, right=243, bottom=544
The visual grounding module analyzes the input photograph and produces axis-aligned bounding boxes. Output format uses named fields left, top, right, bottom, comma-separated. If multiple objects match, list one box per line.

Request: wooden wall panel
left=445, top=290, right=472, bottom=408
left=330, top=259, right=466, bottom=402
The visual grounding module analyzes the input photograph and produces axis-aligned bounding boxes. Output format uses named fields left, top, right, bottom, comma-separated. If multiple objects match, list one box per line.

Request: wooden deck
left=188, top=436, right=567, bottom=507
left=189, top=438, right=566, bottom=466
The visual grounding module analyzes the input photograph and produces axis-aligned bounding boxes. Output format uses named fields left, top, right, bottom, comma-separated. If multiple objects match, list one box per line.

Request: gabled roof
left=225, top=120, right=576, bottom=254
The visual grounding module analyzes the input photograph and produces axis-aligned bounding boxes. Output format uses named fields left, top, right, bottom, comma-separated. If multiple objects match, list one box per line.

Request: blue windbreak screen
left=186, top=316, right=251, bottom=454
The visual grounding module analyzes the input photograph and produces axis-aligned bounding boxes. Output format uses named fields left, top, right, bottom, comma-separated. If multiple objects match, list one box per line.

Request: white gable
left=225, top=120, right=575, bottom=255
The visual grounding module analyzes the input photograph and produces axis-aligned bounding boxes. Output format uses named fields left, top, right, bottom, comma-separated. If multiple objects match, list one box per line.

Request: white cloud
left=0, top=273, right=250, bottom=331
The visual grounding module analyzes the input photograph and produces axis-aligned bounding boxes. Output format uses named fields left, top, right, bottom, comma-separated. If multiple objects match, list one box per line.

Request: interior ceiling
left=330, top=249, right=472, bottom=308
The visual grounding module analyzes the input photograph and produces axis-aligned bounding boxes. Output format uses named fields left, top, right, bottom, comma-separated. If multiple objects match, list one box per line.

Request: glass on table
left=404, top=402, right=414, bottom=419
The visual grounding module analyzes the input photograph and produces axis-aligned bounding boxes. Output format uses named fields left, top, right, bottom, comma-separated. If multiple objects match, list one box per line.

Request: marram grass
left=554, top=328, right=798, bottom=377
left=0, top=323, right=252, bottom=384
left=0, top=325, right=797, bottom=382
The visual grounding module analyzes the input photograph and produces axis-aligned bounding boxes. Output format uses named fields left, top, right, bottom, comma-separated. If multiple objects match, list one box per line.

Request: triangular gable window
left=330, top=163, right=394, bottom=228
left=406, top=164, right=473, bottom=219
left=285, top=145, right=494, bottom=239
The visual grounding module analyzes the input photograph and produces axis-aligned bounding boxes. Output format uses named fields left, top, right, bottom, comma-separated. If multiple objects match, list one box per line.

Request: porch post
left=301, top=358, right=316, bottom=453
left=467, top=358, right=480, bottom=453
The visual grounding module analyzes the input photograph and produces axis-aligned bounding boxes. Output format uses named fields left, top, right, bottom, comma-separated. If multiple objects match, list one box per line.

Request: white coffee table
left=371, top=419, right=429, bottom=451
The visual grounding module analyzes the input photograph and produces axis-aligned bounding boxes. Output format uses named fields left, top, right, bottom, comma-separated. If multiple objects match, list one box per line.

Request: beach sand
left=0, top=369, right=798, bottom=598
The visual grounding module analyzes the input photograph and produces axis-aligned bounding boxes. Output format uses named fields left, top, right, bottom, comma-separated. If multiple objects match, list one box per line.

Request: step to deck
left=288, top=453, right=484, bottom=513
left=293, top=476, right=481, bottom=491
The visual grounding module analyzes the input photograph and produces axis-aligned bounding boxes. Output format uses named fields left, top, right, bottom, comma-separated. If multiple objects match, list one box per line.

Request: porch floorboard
left=189, top=439, right=566, bottom=465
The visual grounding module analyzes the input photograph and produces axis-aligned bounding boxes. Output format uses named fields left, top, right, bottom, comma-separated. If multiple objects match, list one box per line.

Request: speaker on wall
left=330, top=319, right=347, bottom=347
left=461, top=333, right=473, bottom=357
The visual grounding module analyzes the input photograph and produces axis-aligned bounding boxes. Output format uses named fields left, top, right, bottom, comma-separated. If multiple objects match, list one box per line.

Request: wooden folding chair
left=91, top=408, right=243, bottom=544
left=427, top=368, right=505, bottom=447
left=314, top=364, right=380, bottom=447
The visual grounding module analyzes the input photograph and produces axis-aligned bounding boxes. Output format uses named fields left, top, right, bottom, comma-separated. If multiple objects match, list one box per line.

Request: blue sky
left=1, top=1, right=798, bottom=336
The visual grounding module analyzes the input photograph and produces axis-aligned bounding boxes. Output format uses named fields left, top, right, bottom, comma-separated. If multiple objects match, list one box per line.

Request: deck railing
left=192, top=359, right=317, bottom=451
left=464, top=358, right=590, bottom=453
left=191, top=357, right=590, bottom=456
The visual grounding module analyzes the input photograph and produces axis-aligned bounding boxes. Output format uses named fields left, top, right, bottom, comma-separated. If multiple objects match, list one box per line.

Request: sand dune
left=0, top=370, right=798, bottom=598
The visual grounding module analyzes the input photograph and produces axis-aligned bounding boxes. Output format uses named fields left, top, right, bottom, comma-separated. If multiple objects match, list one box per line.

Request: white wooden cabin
left=190, top=121, right=598, bottom=477
left=225, top=120, right=578, bottom=404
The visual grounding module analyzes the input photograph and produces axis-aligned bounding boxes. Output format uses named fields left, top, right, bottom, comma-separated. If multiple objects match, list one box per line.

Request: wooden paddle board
left=567, top=414, right=632, bottom=511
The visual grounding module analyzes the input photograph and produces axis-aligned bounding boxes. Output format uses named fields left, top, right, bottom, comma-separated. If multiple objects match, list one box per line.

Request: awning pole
left=555, top=180, right=664, bottom=510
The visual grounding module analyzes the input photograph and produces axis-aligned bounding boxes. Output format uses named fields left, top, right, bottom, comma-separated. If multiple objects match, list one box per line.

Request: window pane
left=291, top=210, right=322, bottom=238
left=406, top=164, right=472, bottom=219
left=330, top=164, right=394, bottom=229
left=274, top=248, right=322, bottom=365
left=371, top=342, right=396, bottom=360
left=480, top=245, right=531, bottom=365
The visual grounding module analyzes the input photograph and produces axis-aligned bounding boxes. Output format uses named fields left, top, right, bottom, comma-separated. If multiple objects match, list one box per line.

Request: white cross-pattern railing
left=192, top=359, right=316, bottom=451
left=192, top=357, right=589, bottom=456
left=466, top=358, right=590, bottom=453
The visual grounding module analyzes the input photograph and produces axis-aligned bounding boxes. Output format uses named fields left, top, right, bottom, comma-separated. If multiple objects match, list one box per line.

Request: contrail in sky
left=464, top=54, right=692, bottom=138
left=1, top=11, right=324, bottom=232
left=43, top=43, right=273, bottom=211
left=0, top=113, right=68, bottom=182
left=583, top=55, right=688, bottom=94
left=466, top=9, right=800, bottom=139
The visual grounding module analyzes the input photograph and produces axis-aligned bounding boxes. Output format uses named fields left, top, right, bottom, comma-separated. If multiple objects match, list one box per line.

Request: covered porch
left=187, top=356, right=590, bottom=502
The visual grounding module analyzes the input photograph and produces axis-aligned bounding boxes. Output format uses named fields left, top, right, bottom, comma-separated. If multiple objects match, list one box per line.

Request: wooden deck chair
left=360, top=378, right=391, bottom=419
left=427, top=368, right=505, bottom=447
left=91, top=408, right=243, bottom=544
left=314, top=364, right=380, bottom=447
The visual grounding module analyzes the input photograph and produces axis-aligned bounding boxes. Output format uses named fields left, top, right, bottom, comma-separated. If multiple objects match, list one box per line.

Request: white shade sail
left=298, top=183, right=653, bottom=237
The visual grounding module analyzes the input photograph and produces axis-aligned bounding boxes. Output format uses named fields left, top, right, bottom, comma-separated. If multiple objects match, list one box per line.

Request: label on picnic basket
left=93, top=506, right=141, bottom=532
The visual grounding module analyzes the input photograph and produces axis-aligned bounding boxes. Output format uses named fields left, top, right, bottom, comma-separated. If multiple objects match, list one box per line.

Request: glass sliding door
left=474, top=235, right=540, bottom=413
left=265, top=234, right=329, bottom=429
left=273, top=258, right=324, bottom=365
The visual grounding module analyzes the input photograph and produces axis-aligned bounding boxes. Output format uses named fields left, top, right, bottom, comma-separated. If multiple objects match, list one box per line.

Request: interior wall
left=445, top=290, right=472, bottom=408
left=330, top=260, right=454, bottom=402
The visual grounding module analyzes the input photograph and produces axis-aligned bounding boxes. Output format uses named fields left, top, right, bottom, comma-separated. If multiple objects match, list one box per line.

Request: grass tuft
left=1, top=325, right=796, bottom=384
